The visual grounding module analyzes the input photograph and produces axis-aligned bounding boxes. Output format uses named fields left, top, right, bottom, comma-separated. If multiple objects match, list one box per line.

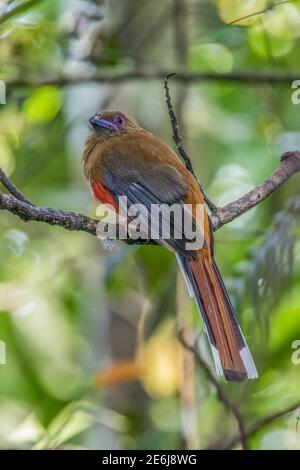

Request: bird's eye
left=114, top=114, right=125, bottom=126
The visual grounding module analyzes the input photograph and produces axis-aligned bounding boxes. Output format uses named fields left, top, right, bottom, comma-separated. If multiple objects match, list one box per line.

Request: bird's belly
left=90, top=181, right=119, bottom=211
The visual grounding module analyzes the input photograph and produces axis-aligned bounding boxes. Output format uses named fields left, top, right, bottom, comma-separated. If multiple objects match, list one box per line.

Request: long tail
left=177, top=252, right=258, bottom=382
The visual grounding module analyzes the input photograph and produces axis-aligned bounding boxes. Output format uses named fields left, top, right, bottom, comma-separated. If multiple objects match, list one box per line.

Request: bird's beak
left=89, top=116, right=118, bottom=131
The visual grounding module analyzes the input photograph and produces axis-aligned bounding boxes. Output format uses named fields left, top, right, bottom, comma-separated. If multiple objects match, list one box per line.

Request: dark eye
left=114, top=114, right=125, bottom=126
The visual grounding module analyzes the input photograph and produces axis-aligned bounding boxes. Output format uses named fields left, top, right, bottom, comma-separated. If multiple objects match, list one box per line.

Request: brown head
left=83, top=110, right=139, bottom=179
left=82, top=109, right=190, bottom=187
left=88, top=110, right=137, bottom=136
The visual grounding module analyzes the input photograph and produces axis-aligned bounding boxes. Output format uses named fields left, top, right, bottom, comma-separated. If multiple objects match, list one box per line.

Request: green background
left=0, top=0, right=300, bottom=450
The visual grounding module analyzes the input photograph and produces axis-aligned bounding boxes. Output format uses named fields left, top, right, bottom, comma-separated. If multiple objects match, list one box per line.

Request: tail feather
left=176, top=253, right=258, bottom=382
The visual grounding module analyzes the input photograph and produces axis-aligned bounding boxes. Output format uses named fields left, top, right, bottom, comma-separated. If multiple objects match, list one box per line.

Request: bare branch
left=228, top=0, right=299, bottom=26
left=210, top=151, right=300, bottom=230
left=164, top=74, right=218, bottom=213
left=6, top=69, right=300, bottom=88
left=0, top=152, right=299, bottom=235
left=164, top=74, right=194, bottom=174
left=0, top=192, right=98, bottom=236
left=207, top=400, right=300, bottom=450
left=0, top=168, right=34, bottom=205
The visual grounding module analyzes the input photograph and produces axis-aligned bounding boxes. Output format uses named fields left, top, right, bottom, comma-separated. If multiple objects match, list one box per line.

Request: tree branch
left=210, top=151, right=300, bottom=230
left=5, top=69, right=300, bottom=88
left=0, top=168, right=34, bottom=206
left=0, top=152, right=299, bottom=236
left=0, top=192, right=98, bottom=236
left=164, top=73, right=218, bottom=212
left=164, top=74, right=195, bottom=176
left=206, top=400, right=300, bottom=450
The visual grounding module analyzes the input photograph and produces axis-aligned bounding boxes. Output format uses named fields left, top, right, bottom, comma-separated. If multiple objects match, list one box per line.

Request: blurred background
left=0, top=0, right=300, bottom=450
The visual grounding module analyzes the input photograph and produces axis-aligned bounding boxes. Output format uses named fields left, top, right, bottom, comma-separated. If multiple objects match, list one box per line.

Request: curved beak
left=89, top=116, right=118, bottom=131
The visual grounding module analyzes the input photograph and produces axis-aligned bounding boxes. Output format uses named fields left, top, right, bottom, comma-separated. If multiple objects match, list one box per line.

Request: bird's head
left=88, top=110, right=136, bottom=137
left=83, top=110, right=138, bottom=178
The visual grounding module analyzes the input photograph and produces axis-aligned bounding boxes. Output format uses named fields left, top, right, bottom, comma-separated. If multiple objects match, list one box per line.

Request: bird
left=82, top=110, right=258, bottom=382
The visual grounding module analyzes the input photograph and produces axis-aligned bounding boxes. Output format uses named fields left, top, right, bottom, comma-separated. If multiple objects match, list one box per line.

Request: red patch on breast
left=91, top=181, right=118, bottom=211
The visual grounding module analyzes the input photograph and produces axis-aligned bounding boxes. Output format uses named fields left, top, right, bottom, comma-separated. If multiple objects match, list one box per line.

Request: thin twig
left=164, top=74, right=218, bottom=213
left=207, top=400, right=300, bottom=450
left=228, top=0, right=300, bottom=26
left=0, top=168, right=34, bottom=206
left=164, top=74, right=194, bottom=174
left=178, top=330, right=248, bottom=450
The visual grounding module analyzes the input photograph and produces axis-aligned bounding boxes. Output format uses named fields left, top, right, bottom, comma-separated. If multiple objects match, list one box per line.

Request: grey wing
left=103, top=154, right=201, bottom=258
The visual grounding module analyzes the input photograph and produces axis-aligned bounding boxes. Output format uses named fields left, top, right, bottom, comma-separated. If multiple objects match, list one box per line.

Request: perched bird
left=83, top=110, right=258, bottom=382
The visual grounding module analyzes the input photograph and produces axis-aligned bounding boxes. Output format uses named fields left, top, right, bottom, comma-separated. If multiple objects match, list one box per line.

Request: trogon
left=82, top=110, right=258, bottom=382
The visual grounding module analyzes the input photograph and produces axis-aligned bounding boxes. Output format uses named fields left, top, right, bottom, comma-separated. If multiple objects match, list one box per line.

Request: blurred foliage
left=0, top=0, right=300, bottom=450
left=246, top=196, right=300, bottom=333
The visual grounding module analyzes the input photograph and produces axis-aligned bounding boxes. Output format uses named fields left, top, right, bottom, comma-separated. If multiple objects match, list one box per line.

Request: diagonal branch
left=206, top=400, right=300, bottom=450
left=210, top=151, right=300, bottom=230
left=0, top=168, right=34, bottom=206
